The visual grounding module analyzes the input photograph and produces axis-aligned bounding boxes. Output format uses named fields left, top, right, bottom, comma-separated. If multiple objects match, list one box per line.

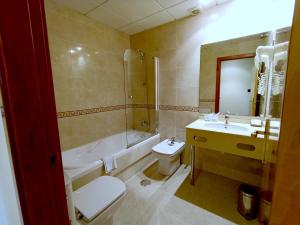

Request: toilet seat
left=73, top=176, right=126, bottom=222
left=152, top=139, right=185, bottom=156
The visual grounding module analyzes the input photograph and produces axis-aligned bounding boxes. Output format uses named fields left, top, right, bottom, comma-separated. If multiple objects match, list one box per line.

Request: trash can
left=258, top=191, right=272, bottom=224
left=237, top=184, right=259, bottom=220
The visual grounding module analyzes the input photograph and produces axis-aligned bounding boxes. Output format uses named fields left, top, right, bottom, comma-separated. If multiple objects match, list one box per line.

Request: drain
left=140, top=179, right=151, bottom=187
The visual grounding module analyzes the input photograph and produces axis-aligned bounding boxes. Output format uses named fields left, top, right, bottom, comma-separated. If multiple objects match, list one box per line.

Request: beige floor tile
left=113, top=161, right=256, bottom=225
left=175, top=171, right=261, bottom=225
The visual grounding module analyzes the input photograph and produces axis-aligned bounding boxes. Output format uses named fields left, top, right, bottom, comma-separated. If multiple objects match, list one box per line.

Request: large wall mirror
left=199, top=28, right=291, bottom=118
left=216, top=53, right=256, bottom=116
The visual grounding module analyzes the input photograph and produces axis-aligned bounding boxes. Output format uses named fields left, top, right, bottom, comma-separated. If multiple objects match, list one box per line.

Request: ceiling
left=54, top=0, right=231, bottom=35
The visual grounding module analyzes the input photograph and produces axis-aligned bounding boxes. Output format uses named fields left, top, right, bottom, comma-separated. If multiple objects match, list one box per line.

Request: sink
left=204, top=123, right=249, bottom=132
left=186, top=119, right=265, bottom=163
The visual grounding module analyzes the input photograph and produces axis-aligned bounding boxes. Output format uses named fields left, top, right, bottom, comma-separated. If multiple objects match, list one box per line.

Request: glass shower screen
left=123, top=49, right=159, bottom=147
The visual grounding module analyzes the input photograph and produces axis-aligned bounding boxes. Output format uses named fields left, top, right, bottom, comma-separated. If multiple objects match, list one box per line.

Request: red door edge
left=0, top=0, right=69, bottom=224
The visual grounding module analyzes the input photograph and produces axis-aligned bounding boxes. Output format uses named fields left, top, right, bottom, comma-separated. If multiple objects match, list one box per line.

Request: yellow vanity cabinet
left=185, top=119, right=268, bottom=184
left=264, top=138, right=278, bottom=163
left=186, top=127, right=265, bottom=160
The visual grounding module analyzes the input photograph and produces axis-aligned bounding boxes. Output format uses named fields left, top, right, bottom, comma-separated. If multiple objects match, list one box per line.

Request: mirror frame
left=215, top=53, right=256, bottom=113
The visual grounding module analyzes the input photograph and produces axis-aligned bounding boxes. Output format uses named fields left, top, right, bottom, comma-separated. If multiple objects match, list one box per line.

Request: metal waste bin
left=258, top=191, right=272, bottom=224
left=237, top=184, right=259, bottom=220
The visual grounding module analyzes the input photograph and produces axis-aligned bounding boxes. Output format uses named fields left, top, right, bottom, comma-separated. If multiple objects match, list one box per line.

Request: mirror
left=199, top=28, right=291, bottom=117
left=216, top=54, right=256, bottom=116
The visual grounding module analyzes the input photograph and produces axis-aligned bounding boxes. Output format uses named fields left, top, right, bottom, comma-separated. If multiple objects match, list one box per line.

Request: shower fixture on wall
left=137, top=49, right=144, bottom=61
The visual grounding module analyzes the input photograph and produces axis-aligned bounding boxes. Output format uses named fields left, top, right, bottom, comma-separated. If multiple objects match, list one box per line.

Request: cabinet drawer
left=186, top=128, right=265, bottom=160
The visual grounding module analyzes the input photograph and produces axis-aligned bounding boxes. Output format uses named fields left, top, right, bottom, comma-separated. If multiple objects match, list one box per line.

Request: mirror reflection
left=200, top=28, right=290, bottom=118
left=217, top=54, right=256, bottom=116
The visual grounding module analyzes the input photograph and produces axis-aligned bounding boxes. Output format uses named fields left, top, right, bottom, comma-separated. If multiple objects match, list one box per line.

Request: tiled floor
left=113, top=161, right=252, bottom=225
left=176, top=171, right=260, bottom=225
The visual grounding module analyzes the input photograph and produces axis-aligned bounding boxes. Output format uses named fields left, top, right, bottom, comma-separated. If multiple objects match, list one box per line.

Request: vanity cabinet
left=185, top=119, right=277, bottom=184
left=186, top=128, right=265, bottom=160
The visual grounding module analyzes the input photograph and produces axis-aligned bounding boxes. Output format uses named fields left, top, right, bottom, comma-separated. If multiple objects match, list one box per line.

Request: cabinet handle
left=193, top=136, right=207, bottom=143
left=236, top=143, right=255, bottom=151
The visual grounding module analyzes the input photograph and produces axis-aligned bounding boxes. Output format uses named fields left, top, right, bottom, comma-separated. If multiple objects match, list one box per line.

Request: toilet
left=152, top=139, right=185, bottom=175
left=73, top=176, right=126, bottom=225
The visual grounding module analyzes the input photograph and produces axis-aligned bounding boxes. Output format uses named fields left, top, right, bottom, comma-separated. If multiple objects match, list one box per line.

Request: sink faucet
left=224, top=111, right=230, bottom=128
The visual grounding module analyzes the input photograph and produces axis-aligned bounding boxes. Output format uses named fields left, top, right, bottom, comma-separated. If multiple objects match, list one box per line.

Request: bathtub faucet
left=140, top=120, right=149, bottom=127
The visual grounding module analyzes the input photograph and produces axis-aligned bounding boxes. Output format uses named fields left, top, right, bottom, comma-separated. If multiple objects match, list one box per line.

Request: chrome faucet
left=168, top=137, right=176, bottom=145
left=224, top=111, right=230, bottom=128
left=140, top=120, right=149, bottom=127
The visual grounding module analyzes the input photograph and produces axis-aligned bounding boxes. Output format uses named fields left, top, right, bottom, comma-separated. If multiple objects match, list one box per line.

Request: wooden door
left=0, top=0, right=69, bottom=224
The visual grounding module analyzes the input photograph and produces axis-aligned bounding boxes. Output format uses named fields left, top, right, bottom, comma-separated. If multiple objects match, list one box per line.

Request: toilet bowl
left=152, top=139, right=185, bottom=175
left=73, top=176, right=126, bottom=225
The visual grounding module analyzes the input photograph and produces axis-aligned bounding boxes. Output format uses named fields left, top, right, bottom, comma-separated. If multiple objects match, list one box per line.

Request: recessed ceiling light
left=69, top=49, right=75, bottom=54
left=190, top=8, right=201, bottom=16
left=76, top=46, right=82, bottom=51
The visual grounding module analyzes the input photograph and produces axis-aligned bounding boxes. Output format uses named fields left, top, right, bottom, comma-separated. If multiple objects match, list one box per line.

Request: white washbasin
left=204, top=123, right=249, bottom=132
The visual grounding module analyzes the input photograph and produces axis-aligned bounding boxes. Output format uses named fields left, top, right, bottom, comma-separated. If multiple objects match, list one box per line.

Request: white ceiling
left=54, top=0, right=231, bottom=35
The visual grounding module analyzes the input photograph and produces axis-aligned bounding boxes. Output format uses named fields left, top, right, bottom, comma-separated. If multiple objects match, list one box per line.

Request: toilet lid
left=73, top=176, right=126, bottom=221
left=152, top=139, right=185, bottom=155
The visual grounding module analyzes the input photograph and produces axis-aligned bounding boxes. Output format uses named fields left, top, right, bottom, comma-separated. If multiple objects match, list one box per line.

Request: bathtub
left=62, top=130, right=160, bottom=181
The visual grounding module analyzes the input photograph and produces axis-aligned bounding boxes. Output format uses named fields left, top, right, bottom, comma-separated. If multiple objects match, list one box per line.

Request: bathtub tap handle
left=140, top=120, right=149, bottom=127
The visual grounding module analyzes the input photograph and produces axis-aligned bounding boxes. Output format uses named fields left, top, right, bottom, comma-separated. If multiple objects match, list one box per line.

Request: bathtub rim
left=64, top=133, right=160, bottom=182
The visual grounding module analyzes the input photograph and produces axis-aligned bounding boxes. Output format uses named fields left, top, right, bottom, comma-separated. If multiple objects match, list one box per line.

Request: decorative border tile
left=159, top=105, right=201, bottom=112
left=0, top=103, right=213, bottom=119
left=57, top=103, right=213, bottom=118
left=127, top=104, right=155, bottom=109
left=57, top=105, right=125, bottom=118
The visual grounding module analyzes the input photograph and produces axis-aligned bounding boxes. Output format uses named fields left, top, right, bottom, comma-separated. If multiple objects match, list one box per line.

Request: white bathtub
left=62, top=130, right=160, bottom=181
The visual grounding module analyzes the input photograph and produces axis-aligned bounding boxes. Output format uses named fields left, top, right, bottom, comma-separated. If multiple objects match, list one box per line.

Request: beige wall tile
left=159, top=87, right=177, bottom=105
left=176, top=87, right=199, bottom=107
left=129, top=8, right=277, bottom=185
left=159, top=49, right=177, bottom=71
left=159, top=111, right=175, bottom=127
left=159, top=69, right=176, bottom=89
left=46, top=0, right=129, bottom=150
left=175, top=111, right=198, bottom=129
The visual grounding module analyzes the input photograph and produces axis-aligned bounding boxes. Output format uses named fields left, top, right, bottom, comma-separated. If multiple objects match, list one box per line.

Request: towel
left=103, top=155, right=117, bottom=174
left=270, top=120, right=280, bottom=129
left=204, top=113, right=219, bottom=122
left=251, top=119, right=262, bottom=127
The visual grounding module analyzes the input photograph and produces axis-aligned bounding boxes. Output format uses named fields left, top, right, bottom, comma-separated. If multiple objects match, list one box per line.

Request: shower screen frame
left=123, top=49, right=159, bottom=148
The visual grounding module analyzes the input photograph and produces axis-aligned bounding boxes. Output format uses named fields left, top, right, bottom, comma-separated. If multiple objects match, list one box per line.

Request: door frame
left=215, top=53, right=256, bottom=113
left=0, top=0, right=69, bottom=224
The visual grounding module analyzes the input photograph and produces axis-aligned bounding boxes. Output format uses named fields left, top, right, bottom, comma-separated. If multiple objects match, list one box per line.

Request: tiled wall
left=130, top=0, right=293, bottom=141
left=130, top=3, right=292, bottom=185
left=130, top=21, right=199, bottom=142
left=45, top=0, right=130, bottom=150
left=45, top=0, right=294, bottom=185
